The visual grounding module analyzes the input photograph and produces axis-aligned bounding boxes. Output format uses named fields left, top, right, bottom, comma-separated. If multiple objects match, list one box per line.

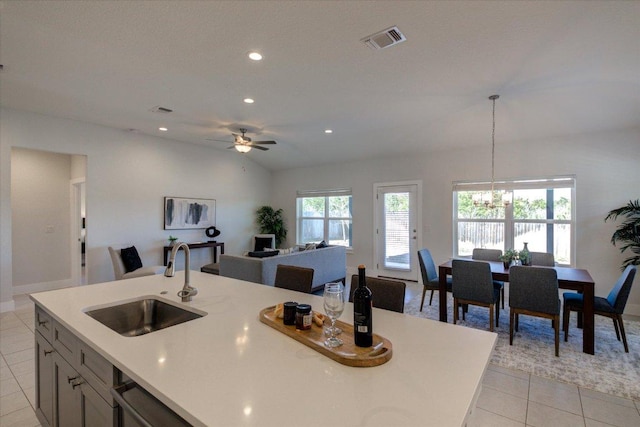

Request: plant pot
left=503, top=261, right=510, bottom=270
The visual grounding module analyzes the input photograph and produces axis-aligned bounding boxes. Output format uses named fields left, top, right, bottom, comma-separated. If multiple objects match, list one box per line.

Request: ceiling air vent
left=362, top=26, right=406, bottom=50
left=149, top=106, right=173, bottom=114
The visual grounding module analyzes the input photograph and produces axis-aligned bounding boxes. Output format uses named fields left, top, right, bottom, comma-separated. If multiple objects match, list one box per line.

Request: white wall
left=11, top=148, right=72, bottom=287
left=272, top=129, right=640, bottom=315
left=0, top=108, right=273, bottom=311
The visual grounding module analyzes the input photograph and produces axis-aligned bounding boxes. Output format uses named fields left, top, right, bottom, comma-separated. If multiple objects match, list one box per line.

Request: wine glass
left=323, top=282, right=345, bottom=348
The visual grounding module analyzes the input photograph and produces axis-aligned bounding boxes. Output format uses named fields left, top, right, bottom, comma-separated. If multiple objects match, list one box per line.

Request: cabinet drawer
left=79, top=343, right=118, bottom=405
left=52, top=321, right=78, bottom=367
left=35, top=306, right=53, bottom=342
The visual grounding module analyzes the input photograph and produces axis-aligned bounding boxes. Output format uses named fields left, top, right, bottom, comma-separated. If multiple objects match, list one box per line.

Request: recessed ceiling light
left=248, top=52, right=263, bottom=61
left=324, top=129, right=333, bottom=134
left=159, top=127, right=168, bottom=132
left=243, top=98, right=255, bottom=104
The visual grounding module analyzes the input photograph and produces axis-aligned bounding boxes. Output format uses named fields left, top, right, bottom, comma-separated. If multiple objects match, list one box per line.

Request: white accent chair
left=108, top=246, right=165, bottom=280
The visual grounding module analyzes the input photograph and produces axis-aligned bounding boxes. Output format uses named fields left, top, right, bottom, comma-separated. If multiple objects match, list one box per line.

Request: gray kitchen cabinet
left=35, top=330, right=54, bottom=427
left=35, top=304, right=117, bottom=427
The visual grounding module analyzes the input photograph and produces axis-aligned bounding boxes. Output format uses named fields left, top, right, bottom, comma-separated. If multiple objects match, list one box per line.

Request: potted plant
left=168, top=235, right=178, bottom=246
left=256, top=206, right=287, bottom=248
left=499, top=249, right=519, bottom=269
left=605, top=199, right=640, bottom=269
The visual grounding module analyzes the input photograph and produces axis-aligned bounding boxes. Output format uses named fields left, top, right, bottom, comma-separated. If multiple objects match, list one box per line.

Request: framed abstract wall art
left=164, top=197, right=216, bottom=230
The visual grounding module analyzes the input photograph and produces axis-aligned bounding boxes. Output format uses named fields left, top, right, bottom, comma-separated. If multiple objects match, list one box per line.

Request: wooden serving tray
left=259, top=306, right=392, bottom=367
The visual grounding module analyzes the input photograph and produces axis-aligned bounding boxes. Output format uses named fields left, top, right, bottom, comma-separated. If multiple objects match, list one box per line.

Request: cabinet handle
left=38, top=320, right=49, bottom=327
left=67, top=375, right=80, bottom=384
left=71, top=379, right=85, bottom=389
left=44, top=349, right=54, bottom=356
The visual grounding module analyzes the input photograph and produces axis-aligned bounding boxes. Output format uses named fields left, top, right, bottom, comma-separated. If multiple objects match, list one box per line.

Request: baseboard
left=0, top=300, right=16, bottom=313
left=13, top=278, right=76, bottom=296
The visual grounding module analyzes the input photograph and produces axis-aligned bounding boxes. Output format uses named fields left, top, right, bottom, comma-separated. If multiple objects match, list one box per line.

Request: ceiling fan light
left=235, top=145, right=252, bottom=153
left=248, top=52, right=262, bottom=61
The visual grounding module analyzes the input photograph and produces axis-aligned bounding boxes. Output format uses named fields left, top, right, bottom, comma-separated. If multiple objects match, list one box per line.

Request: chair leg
left=617, top=315, right=629, bottom=353
left=563, top=307, right=570, bottom=342
left=429, top=290, right=434, bottom=306
left=420, top=287, right=427, bottom=312
left=515, top=313, right=519, bottom=332
left=489, top=305, right=494, bottom=332
left=554, top=314, right=560, bottom=357
left=509, top=310, right=515, bottom=345
left=501, top=287, right=505, bottom=309
left=496, top=302, right=499, bottom=328
left=612, top=317, right=621, bottom=341
left=453, top=298, right=458, bottom=324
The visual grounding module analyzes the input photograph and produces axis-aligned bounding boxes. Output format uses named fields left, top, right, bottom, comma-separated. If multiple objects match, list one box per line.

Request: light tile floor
left=2, top=294, right=639, bottom=427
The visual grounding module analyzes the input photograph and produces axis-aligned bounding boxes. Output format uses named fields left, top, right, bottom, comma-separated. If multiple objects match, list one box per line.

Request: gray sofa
left=219, top=245, right=346, bottom=291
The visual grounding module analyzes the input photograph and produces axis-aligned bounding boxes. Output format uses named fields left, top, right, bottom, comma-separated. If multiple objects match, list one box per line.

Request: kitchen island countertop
left=31, top=271, right=496, bottom=427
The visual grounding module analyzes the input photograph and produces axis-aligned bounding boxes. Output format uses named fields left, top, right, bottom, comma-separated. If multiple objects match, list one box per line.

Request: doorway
left=373, top=181, right=421, bottom=281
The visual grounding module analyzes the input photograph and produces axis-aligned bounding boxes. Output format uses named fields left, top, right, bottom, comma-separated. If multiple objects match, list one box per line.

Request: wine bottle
left=353, top=264, right=373, bottom=347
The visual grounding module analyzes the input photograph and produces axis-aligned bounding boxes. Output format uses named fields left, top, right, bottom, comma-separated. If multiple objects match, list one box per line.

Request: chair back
left=606, top=265, right=637, bottom=313
left=417, top=248, right=438, bottom=284
left=530, top=252, right=555, bottom=266
left=472, top=248, right=502, bottom=262
left=274, top=264, right=314, bottom=293
left=509, top=266, right=559, bottom=315
left=108, top=246, right=126, bottom=280
left=451, top=260, right=494, bottom=303
left=349, top=275, right=406, bottom=313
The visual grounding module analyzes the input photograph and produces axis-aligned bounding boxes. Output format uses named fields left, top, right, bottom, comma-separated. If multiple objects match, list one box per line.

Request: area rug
left=403, top=286, right=640, bottom=401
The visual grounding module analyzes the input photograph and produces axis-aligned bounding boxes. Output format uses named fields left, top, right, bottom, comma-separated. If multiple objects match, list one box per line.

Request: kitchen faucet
left=164, top=242, right=198, bottom=302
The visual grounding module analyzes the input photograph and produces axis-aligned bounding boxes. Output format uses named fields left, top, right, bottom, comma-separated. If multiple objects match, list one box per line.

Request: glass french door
left=374, top=182, right=420, bottom=281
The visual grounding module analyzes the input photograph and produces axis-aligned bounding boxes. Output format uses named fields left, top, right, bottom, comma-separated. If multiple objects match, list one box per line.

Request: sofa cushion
left=120, top=246, right=142, bottom=273
left=248, top=250, right=280, bottom=258
left=316, top=240, right=328, bottom=249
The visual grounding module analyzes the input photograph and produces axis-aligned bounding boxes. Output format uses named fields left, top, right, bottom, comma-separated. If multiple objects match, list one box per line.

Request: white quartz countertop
left=31, top=272, right=496, bottom=427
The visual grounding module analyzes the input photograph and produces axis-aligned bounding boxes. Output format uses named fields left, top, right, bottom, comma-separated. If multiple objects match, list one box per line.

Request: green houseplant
left=256, top=206, right=287, bottom=248
left=499, top=249, right=519, bottom=268
left=605, top=199, right=640, bottom=269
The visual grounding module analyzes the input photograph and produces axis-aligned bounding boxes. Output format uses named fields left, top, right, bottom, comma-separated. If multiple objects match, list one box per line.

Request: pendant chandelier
left=473, top=94, right=511, bottom=209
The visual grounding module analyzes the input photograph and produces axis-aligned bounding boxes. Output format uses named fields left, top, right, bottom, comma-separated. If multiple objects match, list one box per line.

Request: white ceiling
left=1, top=1, right=638, bottom=171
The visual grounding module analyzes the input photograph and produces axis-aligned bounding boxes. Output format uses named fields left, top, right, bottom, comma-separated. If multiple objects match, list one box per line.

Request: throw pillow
left=248, top=250, right=279, bottom=258
left=316, top=240, right=328, bottom=249
left=305, top=243, right=317, bottom=251
left=120, top=246, right=143, bottom=273
left=255, top=236, right=274, bottom=252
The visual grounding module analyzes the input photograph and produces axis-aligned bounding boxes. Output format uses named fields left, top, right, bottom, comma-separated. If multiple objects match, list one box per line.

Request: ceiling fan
left=208, top=128, right=276, bottom=153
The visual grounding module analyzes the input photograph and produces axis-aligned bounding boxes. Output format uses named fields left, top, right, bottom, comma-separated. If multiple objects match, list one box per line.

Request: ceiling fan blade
left=206, top=138, right=233, bottom=143
left=251, top=140, right=277, bottom=145
left=250, top=145, right=269, bottom=151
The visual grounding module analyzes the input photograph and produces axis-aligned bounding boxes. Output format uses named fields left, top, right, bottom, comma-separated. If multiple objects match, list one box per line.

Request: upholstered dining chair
left=563, top=265, right=636, bottom=353
left=530, top=252, right=555, bottom=267
left=452, top=260, right=500, bottom=331
left=472, top=248, right=505, bottom=309
left=509, top=266, right=561, bottom=356
left=417, top=248, right=452, bottom=310
left=349, top=275, right=406, bottom=313
left=108, top=245, right=165, bottom=281
left=274, top=264, right=315, bottom=293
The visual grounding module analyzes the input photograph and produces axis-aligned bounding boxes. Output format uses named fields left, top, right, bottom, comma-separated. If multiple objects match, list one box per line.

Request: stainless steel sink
left=84, top=297, right=206, bottom=337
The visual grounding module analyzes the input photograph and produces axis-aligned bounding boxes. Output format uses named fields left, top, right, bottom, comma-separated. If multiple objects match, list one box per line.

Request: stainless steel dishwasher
left=111, top=381, right=192, bottom=427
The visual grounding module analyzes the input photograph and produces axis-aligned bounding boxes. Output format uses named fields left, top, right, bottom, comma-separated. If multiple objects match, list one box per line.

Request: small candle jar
left=283, top=302, right=298, bottom=325
left=295, top=304, right=312, bottom=330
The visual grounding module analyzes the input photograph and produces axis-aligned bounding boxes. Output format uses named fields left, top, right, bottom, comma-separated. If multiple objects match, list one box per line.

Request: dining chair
left=472, top=248, right=505, bottom=309
left=349, top=275, right=406, bottom=313
left=452, top=260, right=500, bottom=331
left=417, top=248, right=452, bottom=310
left=563, top=265, right=636, bottom=353
left=509, top=266, right=561, bottom=356
left=530, top=252, right=555, bottom=267
left=274, top=264, right=315, bottom=293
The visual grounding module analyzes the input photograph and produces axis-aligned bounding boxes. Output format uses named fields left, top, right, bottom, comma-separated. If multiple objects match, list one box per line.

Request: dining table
left=438, top=260, right=596, bottom=355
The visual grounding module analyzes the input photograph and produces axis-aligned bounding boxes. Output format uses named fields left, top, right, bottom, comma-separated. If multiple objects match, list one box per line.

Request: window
left=296, top=189, right=352, bottom=248
left=453, top=177, right=575, bottom=265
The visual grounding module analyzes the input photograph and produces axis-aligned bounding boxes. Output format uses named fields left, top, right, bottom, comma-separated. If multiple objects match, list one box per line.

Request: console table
left=163, top=241, right=224, bottom=266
